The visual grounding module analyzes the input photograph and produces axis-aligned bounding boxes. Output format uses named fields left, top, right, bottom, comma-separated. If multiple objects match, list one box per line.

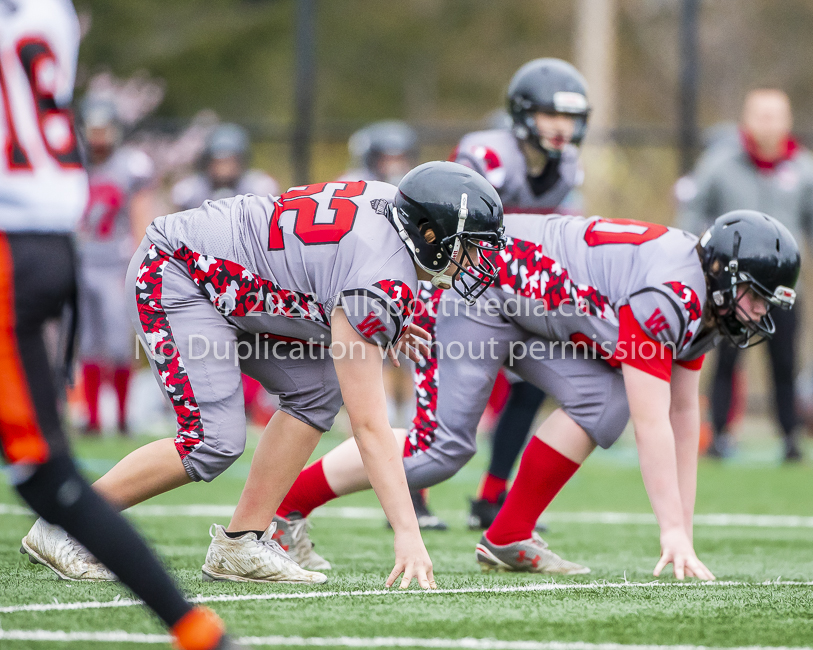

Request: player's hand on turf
left=388, top=323, right=431, bottom=367
left=654, top=527, right=715, bottom=581
left=386, top=532, right=436, bottom=590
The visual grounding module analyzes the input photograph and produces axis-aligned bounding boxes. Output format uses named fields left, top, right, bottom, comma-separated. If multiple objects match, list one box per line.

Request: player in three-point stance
left=274, top=209, right=798, bottom=579
left=22, top=160, right=506, bottom=587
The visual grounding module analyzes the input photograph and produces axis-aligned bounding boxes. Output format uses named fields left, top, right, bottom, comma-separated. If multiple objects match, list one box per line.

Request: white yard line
left=4, top=503, right=813, bottom=529
left=0, top=629, right=809, bottom=650
left=2, top=580, right=813, bottom=615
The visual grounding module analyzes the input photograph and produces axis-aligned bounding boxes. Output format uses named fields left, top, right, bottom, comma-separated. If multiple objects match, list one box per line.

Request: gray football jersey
left=453, top=129, right=582, bottom=212
left=78, top=146, right=154, bottom=266
left=171, top=169, right=280, bottom=211
left=472, top=213, right=716, bottom=364
left=147, top=180, right=417, bottom=348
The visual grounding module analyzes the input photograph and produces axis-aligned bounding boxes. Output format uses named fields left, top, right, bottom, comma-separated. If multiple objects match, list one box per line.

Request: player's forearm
left=353, top=424, right=421, bottom=535
left=670, top=405, right=700, bottom=539
left=634, top=419, right=685, bottom=534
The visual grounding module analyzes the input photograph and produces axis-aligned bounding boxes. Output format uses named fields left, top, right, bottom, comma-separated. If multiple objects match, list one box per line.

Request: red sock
left=478, top=473, right=508, bottom=504
left=277, top=459, right=337, bottom=518
left=82, top=363, right=102, bottom=429
left=486, top=437, right=579, bottom=546
left=113, top=366, right=132, bottom=429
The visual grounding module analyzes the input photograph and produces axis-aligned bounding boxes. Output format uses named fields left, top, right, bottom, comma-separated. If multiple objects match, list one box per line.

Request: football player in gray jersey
left=24, top=161, right=505, bottom=588
left=455, top=58, right=590, bottom=528
left=171, top=123, right=279, bottom=211
left=77, top=97, right=156, bottom=435
left=273, top=210, right=799, bottom=580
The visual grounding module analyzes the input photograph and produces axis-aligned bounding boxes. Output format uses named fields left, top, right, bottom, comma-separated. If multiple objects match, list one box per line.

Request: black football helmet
left=699, top=210, right=800, bottom=348
left=391, top=161, right=506, bottom=304
left=507, top=58, right=590, bottom=159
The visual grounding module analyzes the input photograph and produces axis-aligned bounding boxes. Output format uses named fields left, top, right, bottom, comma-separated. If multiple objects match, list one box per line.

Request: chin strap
left=430, top=193, right=468, bottom=289
left=392, top=194, right=470, bottom=289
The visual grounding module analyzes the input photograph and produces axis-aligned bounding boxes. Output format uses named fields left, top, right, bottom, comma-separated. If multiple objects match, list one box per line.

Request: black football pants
left=0, top=232, right=191, bottom=629
left=711, top=306, right=798, bottom=439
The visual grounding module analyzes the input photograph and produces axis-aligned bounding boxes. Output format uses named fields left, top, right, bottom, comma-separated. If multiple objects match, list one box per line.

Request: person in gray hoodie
left=680, top=88, right=813, bottom=461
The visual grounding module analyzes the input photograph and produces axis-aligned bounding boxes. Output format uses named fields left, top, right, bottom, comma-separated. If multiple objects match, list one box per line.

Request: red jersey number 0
left=584, top=218, right=668, bottom=247
left=268, top=181, right=367, bottom=250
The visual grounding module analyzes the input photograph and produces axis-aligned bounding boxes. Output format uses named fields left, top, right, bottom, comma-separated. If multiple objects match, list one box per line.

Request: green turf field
left=1, top=422, right=812, bottom=649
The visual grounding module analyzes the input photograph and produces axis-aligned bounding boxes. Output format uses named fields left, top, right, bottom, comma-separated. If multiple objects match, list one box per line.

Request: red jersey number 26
left=584, top=218, right=668, bottom=247
left=268, top=181, right=367, bottom=250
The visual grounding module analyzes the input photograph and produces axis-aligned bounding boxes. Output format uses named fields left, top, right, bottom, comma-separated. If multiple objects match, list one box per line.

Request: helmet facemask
left=392, top=193, right=506, bottom=305
left=439, top=229, right=504, bottom=304
left=711, top=262, right=796, bottom=348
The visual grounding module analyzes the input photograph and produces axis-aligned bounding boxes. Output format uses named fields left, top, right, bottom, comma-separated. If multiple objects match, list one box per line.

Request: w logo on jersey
left=358, top=312, right=387, bottom=338
left=644, top=309, right=670, bottom=336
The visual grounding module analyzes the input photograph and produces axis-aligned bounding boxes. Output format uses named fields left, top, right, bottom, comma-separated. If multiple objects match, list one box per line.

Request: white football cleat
left=201, top=523, right=327, bottom=584
left=21, top=518, right=117, bottom=581
left=475, top=531, right=590, bottom=575
left=273, top=513, right=332, bottom=571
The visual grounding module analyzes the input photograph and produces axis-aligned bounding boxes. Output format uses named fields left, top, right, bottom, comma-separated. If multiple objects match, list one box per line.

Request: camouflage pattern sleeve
left=338, top=280, right=415, bottom=348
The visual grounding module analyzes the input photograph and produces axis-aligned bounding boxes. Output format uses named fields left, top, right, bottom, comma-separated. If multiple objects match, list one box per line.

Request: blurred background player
left=77, top=97, right=156, bottom=435
left=0, top=1, right=237, bottom=647
left=171, top=122, right=279, bottom=211
left=172, top=122, right=279, bottom=427
left=451, top=58, right=590, bottom=528
left=679, top=88, right=813, bottom=462
left=339, top=120, right=418, bottom=184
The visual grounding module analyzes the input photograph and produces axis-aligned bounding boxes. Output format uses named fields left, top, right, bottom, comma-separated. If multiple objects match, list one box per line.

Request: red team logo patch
left=358, top=312, right=387, bottom=338
left=644, top=309, right=670, bottom=337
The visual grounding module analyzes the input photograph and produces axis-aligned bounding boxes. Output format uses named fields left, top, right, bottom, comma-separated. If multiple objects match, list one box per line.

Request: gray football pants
left=403, top=302, right=630, bottom=489
left=126, top=238, right=342, bottom=482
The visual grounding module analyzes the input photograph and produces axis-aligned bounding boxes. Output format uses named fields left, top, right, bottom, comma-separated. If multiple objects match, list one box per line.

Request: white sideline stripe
left=5, top=503, right=813, bottom=529
left=0, top=630, right=809, bottom=650
left=3, top=580, right=813, bottom=615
